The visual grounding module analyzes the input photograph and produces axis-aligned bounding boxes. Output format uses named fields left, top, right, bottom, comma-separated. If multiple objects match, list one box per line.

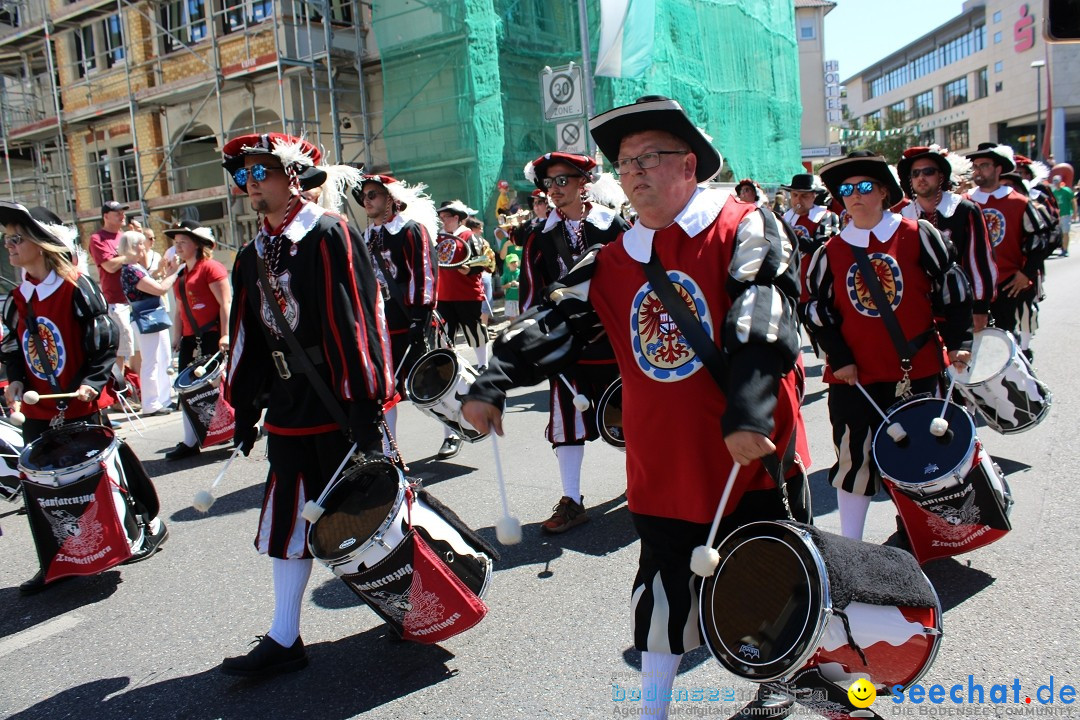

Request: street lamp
left=1031, top=59, right=1046, bottom=160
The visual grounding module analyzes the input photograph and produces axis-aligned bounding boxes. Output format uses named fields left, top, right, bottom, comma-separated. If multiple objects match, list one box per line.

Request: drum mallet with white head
left=557, top=374, right=590, bottom=412
left=930, top=371, right=961, bottom=438
left=193, top=351, right=223, bottom=379
left=192, top=445, right=244, bottom=512
left=20, top=390, right=80, bottom=405
left=7, top=411, right=24, bottom=427
left=855, top=382, right=907, bottom=442
left=301, top=443, right=358, bottom=523
left=690, top=464, right=741, bottom=578
left=490, top=433, right=522, bottom=545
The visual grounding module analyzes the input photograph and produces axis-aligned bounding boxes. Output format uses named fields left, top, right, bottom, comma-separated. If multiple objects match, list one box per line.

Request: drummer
left=0, top=201, right=169, bottom=594
left=801, top=151, right=973, bottom=541
left=163, top=220, right=231, bottom=461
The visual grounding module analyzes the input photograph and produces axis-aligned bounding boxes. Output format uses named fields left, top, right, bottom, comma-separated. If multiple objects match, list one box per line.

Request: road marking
left=0, top=613, right=82, bottom=659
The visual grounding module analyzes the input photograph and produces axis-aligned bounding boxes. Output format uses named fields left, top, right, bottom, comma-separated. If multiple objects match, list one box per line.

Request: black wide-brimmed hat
left=163, top=219, right=216, bottom=248
left=819, top=150, right=904, bottom=207
left=965, top=142, right=1016, bottom=173
left=896, top=146, right=954, bottom=193
left=437, top=200, right=477, bottom=219
left=589, top=95, right=722, bottom=182
left=0, top=201, right=80, bottom=259
left=780, top=173, right=824, bottom=193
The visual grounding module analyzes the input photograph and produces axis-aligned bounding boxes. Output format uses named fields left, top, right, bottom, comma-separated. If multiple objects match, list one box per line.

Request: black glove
left=233, top=416, right=259, bottom=456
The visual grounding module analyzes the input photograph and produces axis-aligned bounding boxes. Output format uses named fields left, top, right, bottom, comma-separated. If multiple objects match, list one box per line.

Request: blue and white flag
left=594, top=0, right=656, bottom=79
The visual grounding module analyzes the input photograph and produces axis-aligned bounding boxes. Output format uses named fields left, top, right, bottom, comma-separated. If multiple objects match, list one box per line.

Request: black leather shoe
left=221, top=635, right=309, bottom=678
left=124, top=520, right=169, bottom=564
left=165, top=442, right=200, bottom=461
left=437, top=436, right=461, bottom=459
left=727, top=687, right=796, bottom=720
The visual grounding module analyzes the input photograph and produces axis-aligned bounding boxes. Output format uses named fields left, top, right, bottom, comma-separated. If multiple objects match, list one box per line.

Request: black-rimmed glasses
left=613, top=150, right=689, bottom=175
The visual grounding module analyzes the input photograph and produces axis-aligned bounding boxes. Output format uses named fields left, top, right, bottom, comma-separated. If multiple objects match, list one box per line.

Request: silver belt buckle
left=271, top=351, right=292, bottom=379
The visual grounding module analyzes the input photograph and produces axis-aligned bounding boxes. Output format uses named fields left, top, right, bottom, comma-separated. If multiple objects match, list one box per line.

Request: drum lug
left=923, top=627, right=942, bottom=636
left=375, top=533, right=392, bottom=550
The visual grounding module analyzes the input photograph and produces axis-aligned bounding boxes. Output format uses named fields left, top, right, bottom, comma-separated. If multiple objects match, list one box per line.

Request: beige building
left=794, top=0, right=840, bottom=167
left=842, top=0, right=1080, bottom=163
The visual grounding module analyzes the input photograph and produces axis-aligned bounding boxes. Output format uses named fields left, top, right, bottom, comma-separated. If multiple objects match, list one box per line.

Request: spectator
left=1052, top=175, right=1076, bottom=257
left=88, top=201, right=135, bottom=381
left=500, top=253, right=520, bottom=318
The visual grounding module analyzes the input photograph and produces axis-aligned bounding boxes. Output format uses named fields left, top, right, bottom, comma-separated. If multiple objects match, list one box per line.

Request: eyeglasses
left=541, top=174, right=576, bottom=189
left=2, top=233, right=25, bottom=246
left=910, top=167, right=939, bottom=179
left=613, top=150, right=689, bottom=175
left=837, top=180, right=879, bottom=197
left=361, top=189, right=387, bottom=201
left=233, top=164, right=284, bottom=187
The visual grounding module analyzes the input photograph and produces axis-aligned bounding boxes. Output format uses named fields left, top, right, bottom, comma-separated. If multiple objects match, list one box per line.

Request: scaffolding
left=0, top=0, right=382, bottom=261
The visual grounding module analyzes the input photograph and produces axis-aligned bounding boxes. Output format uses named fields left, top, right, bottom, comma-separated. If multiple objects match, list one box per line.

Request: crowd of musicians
left=1, top=94, right=1073, bottom=720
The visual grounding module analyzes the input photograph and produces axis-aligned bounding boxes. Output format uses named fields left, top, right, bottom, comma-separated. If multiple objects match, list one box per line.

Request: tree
left=850, top=109, right=919, bottom=164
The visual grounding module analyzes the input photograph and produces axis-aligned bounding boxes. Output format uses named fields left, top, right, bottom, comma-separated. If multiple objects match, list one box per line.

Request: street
left=1, top=253, right=1078, bottom=720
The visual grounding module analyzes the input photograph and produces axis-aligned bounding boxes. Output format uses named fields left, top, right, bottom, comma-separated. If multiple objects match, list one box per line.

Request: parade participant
left=735, top=178, right=766, bottom=206
left=88, top=201, right=135, bottom=381
left=802, top=151, right=973, bottom=542
left=464, top=217, right=497, bottom=328
left=357, top=172, right=438, bottom=442
left=517, top=151, right=630, bottom=532
left=162, top=220, right=231, bottom=460
left=779, top=173, right=840, bottom=301
left=897, top=145, right=996, bottom=332
left=433, top=199, right=486, bottom=459
left=463, top=96, right=808, bottom=720
left=0, top=201, right=168, bottom=594
left=965, top=143, right=1050, bottom=360
left=220, top=132, right=393, bottom=677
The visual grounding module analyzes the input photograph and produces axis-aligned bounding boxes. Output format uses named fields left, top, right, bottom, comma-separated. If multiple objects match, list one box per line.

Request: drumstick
left=193, top=351, right=223, bottom=379
left=21, top=390, right=80, bottom=405
left=192, top=445, right=244, bottom=512
left=301, top=443, right=358, bottom=523
left=690, top=464, right=741, bottom=578
left=930, top=373, right=960, bottom=438
left=855, top=382, right=908, bottom=442
left=491, top=433, right=522, bottom=545
left=557, top=374, right=591, bottom=412
left=394, top=344, right=413, bottom=378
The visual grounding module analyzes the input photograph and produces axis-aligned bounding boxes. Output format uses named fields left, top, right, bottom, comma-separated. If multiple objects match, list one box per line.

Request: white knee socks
left=837, top=489, right=873, bottom=540
left=556, top=444, right=584, bottom=502
left=267, top=557, right=313, bottom=647
left=642, top=651, right=682, bottom=719
left=474, top=344, right=488, bottom=367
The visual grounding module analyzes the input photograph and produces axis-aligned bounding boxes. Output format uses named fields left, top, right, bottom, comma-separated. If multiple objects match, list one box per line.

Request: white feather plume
left=995, top=144, right=1016, bottom=169
left=39, top=222, right=79, bottom=253
left=271, top=135, right=317, bottom=171
left=1029, top=160, right=1050, bottom=185
left=315, top=164, right=364, bottom=212
left=523, top=160, right=537, bottom=183
left=586, top=172, right=627, bottom=209
left=945, top=153, right=972, bottom=184
left=391, top=181, right=440, bottom=241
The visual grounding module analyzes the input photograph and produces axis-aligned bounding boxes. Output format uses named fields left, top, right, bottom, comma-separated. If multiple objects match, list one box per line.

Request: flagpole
left=578, top=0, right=596, bottom=152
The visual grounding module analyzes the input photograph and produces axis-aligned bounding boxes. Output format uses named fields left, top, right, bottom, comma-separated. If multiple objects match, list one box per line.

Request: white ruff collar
left=839, top=212, right=902, bottom=248
left=622, top=187, right=727, bottom=263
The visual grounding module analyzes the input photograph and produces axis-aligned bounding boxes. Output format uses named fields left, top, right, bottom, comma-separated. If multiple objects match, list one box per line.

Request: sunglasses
left=2, top=233, right=26, bottom=246
left=910, top=167, right=940, bottom=179
left=541, top=174, right=576, bottom=189
left=233, top=164, right=284, bottom=187
left=361, top=189, right=387, bottom=201
left=837, top=180, right=879, bottom=197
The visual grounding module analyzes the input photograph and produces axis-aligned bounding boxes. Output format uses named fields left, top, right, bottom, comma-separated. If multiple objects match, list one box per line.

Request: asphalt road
left=1, top=252, right=1078, bottom=720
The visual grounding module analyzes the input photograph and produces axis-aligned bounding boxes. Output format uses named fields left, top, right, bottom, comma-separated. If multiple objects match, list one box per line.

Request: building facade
left=842, top=0, right=1080, bottom=164
left=794, top=0, right=841, bottom=166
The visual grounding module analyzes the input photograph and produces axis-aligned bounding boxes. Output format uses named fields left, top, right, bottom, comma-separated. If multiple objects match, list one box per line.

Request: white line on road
left=0, top=613, right=82, bottom=659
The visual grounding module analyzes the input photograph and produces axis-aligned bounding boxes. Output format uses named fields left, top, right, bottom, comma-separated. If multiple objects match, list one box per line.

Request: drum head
left=701, top=521, right=826, bottom=681
left=20, top=424, right=114, bottom=472
left=596, top=379, right=625, bottom=449
left=308, top=460, right=404, bottom=563
left=873, top=398, right=975, bottom=488
left=406, top=350, right=458, bottom=405
left=175, top=355, right=223, bottom=392
left=958, top=328, right=1013, bottom=385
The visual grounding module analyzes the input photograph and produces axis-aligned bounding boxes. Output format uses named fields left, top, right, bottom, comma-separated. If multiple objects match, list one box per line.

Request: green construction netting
left=371, top=0, right=801, bottom=225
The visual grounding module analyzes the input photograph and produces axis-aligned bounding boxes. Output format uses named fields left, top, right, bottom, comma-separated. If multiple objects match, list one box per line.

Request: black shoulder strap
left=548, top=224, right=577, bottom=274
left=640, top=249, right=728, bottom=391
left=21, top=294, right=65, bottom=393
left=254, top=249, right=351, bottom=434
left=176, top=267, right=215, bottom=336
left=849, top=246, right=931, bottom=363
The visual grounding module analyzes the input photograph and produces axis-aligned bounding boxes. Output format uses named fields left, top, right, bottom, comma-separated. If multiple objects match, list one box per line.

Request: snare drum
left=19, top=424, right=143, bottom=581
left=0, top=419, right=24, bottom=503
left=701, top=521, right=942, bottom=693
left=873, top=397, right=1012, bottom=564
left=954, top=327, right=1051, bottom=434
left=405, top=348, right=488, bottom=442
left=595, top=379, right=625, bottom=451
left=307, top=458, right=494, bottom=643
left=175, top=354, right=235, bottom=448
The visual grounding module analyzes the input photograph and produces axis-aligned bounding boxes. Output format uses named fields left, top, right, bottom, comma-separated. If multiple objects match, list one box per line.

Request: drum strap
left=176, top=268, right=218, bottom=340
left=548, top=223, right=578, bottom=278
left=253, top=251, right=351, bottom=436
left=21, top=295, right=66, bottom=394
left=849, top=247, right=934, bottom=367
left=370, top=229, right=410, bottom=318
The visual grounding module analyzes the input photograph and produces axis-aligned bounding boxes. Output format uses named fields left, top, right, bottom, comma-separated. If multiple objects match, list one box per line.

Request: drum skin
left=953, top=328, right=1051, bottom=434
left=872, top=397, right=976, bottom=496
left=596, top=379, right=625, bottom=451
left=405, top=349, right=488, bottom=442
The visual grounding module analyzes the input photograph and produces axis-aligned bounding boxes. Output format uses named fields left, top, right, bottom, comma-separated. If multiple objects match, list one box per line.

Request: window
left=995, top=60, right=1003, bottom=73
left=117, top=145, right=138, bottom=203
left=868, top=24, right=984, bottom=98
left=943, top=76, right=968, bottom=108
left=864, top=110, right=882, bottom=127
left=799, top=19, right=816, bottom=40
left=224, top=0, right=273, bottom=32
left=995, top=81, right=1003, bottom=92
left=93, top=151, right=113, bottom=205
left=160, top=0, right=207, bottom=53
left=913, top=89, right=934, bottom=118
left=0, top=4, right=19, bottom=27
left=945, top=120, right=969, bottom=150
left=918, top=129, right=937, bottom=146
left=889, top=100, right=907, bottom=122
left=73, top=16, right=125, bottom=77
left=74, top=25, right=96, bottom=78
left=994, top=31, right=1002, bottom=43
left=975, top=67, right=988, bottom=99
left=104, top=14, right=124, bottom=68
left=993, top=10, right=1002, bottom=22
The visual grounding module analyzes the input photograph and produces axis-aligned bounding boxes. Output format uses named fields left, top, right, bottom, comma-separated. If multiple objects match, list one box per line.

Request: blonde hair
left=18, top=223, right=78, bottom=283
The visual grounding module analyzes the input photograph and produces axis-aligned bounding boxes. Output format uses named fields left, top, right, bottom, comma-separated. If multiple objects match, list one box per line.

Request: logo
left=738, top=643, right=761, bottom=660
left=258, top=269, right=300, bottom=338
left=630, top=271, right=712, bottom=382
left=848, top=678, right=878, bottom=708
left=22, top=317, right=66, bottom=381
left=982, top=208, right=1006, bottom=247
left=923, top=463, right=940, bottom=475
left=791, top=224, right=811, bottom=245
left=926, top=489, right=981, bottom=541
left=436, top=236, right=461, bottom=265
left=846, top=253, right=904, bottom=318
left=338, top=537, right=357, bottom=550
left=45, top=502, right=104, bottom=559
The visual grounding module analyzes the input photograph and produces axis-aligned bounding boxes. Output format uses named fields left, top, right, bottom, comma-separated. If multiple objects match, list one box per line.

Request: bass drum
left=953, top=327, right=1051, bottom=434
left=405, top=348, right=488, bottom=442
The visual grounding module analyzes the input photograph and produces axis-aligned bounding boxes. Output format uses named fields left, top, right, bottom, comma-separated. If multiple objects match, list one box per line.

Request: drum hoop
left=953, top=327, right=1016, bottom=387
left=700, top=520, right=833, bottom=682
left=905, top=570, right=945, bottom=688
left=309, top=460, right=407, bottom=566
left=405, top=348, right=461, bottom=408
left=174, top=360, right=225, bottom=392
left=981, top=387, right=1053, bottom=435
left=872, top=398, right=976, bottom=494
left=18, top=424, right=118, bottom=486
left=596, top=378, right=625, bottom=450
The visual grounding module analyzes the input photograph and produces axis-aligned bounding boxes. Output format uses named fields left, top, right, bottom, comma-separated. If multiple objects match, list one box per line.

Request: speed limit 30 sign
left=540, top=65, right=584, bottom=121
